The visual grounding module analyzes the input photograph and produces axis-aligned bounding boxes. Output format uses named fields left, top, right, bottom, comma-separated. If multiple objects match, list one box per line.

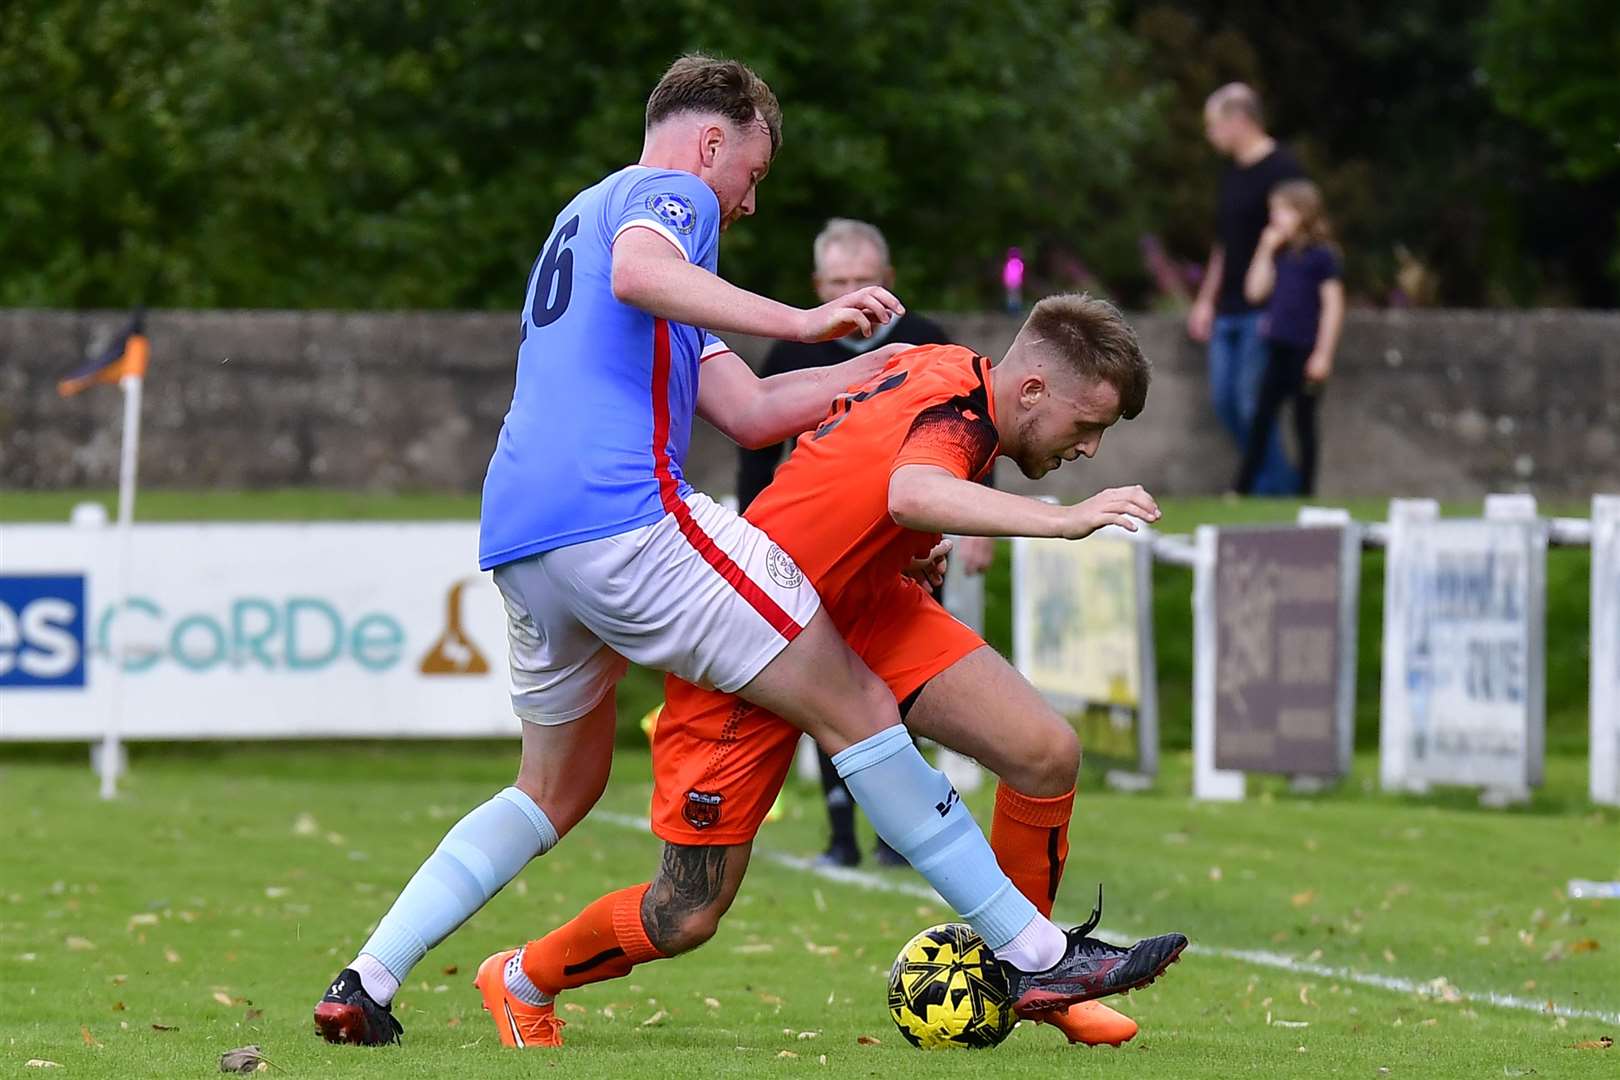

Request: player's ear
left=1018, top=373, right=1046, bottom=409
left=700, top=123, right=725, bottom=167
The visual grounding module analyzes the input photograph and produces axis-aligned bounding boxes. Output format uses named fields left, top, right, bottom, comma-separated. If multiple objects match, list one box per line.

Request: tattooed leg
left=639, top=841, right=754, bottom=955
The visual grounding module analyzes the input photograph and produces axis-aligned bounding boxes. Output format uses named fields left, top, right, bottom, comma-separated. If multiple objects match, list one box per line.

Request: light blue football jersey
left=478, top=166, right=731, bottom=570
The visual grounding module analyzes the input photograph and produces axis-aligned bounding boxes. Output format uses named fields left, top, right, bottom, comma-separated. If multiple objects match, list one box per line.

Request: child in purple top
left=1235, top=180, right=1345, bottom=495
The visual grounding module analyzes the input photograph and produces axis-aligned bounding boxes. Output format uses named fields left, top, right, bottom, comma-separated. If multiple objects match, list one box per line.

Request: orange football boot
left=474, top=949, right=566, bottom=1048
left=1042, top=999, right=1139, bottom=1046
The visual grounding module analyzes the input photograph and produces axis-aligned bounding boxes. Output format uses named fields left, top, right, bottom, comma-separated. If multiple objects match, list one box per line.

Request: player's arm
left=1187, top=244, right=1222, bottom=343
left=611, top=229, right=903, bottom=343
left=1306, top=278, right=1346, bottom=384
left=888, top=464, right=1160, bottom=541
left=698, top=343, right=912, bottom=449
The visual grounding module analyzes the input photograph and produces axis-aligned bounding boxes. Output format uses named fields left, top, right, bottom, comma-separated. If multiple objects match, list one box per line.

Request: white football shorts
left=491, top=491, right=821, bottom=725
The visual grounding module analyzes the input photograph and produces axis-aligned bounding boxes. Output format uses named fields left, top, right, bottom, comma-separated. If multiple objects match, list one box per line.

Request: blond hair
left=1272, top=179, right=1336, bottom=252
left=1019, top=294, right=1151, bottom=419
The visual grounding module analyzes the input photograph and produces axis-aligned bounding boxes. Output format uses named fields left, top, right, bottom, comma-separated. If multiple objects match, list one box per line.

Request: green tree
left=1479, top=0, right=1620, bottom=181
left=1119, top=0, right=1620, bottom=306
left=0, top=0, right=1164, bottom=311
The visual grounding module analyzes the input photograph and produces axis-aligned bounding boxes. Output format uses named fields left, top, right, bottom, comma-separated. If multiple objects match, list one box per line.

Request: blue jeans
left=1209, top=312, right=1298, bottom=495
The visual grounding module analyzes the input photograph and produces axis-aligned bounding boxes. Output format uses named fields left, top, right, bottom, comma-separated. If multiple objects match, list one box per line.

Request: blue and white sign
left=0, top=524, right=517, bottom=741
left=1380, top=514, right=1546, bottom=791
left=0, top=575, right=88, bottom=688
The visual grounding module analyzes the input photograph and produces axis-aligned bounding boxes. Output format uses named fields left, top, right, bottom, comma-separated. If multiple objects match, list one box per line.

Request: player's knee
left=512, top=770, right=607, bottom=839
left=1019, top=721, right=1081, bottom=796
left=646, top=900, right=727, bottom=956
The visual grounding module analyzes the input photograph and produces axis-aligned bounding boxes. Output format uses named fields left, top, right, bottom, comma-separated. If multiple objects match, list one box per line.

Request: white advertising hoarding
left=0, top=523, right=518, bottom=740
left=1592, top=496, right=1620, bottom=805
left=1379, top=515, right=1546, bottom=791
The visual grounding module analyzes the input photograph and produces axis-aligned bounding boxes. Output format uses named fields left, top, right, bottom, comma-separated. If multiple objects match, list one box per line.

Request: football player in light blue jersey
left=317, top=54, right=1110, bottom=1049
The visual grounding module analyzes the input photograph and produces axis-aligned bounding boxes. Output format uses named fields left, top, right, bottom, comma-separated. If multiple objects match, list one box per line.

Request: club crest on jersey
left=765, top=544, right=804, bottom=589
left=683, top=790, right=724, bottom=829
left=647, top=192, right=698, bottom=236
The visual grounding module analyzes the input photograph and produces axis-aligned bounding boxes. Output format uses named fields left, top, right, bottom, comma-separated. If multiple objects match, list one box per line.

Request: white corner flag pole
left=98, top=347, right=146, bottom=800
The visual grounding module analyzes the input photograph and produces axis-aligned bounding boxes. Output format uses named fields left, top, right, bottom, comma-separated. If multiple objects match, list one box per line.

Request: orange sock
left=989, top=784, right=1074, bottom=918
left=520, top=883, right=665, bottom=996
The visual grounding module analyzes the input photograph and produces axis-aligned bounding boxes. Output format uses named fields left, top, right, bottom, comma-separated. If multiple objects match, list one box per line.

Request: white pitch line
left=591, top=811, right=1620, bottom=1026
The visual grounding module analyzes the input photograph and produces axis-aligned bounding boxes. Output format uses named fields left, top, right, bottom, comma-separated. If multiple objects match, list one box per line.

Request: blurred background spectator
left=1187, top=83, right=1306, bottom=495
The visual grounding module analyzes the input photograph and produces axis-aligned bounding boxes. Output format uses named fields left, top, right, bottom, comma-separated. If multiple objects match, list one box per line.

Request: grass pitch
left=2, top=742, right=1617, bottom=1079
left=3, top=489, right=1614, bottom=1076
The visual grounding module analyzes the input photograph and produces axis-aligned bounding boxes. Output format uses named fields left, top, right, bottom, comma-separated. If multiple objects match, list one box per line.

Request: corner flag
left=59, top=310, right=149, bottom=397
left=58, top=309, right=151, bottom=799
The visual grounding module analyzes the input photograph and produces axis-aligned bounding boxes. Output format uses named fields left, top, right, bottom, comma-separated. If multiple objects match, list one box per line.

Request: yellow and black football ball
left=887, top=922, right=1018, bottom=1049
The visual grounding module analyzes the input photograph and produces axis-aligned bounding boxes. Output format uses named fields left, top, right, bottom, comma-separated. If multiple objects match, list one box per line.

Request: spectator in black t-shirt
left=1186, top=83, right=1307, bottom=494
left=737, top=218, right=994, bottom=869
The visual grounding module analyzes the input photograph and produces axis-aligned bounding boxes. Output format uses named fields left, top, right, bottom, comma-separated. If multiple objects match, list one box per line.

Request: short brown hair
left=646, top=53, right=782, bottom=157
left=1206, top=82, right=1262, bottom=125
left=1020, top=294, right=1151, bottom=420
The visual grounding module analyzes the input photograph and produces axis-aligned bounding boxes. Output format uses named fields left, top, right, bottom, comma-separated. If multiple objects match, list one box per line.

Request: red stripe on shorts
left=649, top=319, right=803, bottom=642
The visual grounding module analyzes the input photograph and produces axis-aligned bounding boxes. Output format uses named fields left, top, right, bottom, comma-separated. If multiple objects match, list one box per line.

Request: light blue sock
left=356, top=787, right=558, bottom=991
left=832, top=725, right=1038, bottom=950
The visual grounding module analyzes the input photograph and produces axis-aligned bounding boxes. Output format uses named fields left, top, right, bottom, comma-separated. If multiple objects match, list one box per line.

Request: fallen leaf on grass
left=1270, top=1020, right=1309, bottom=1029
left=797, top=1031, right=819, bottom=1040
left=164, top=947, right=182, bottom=964
left=152, top=1024, right=178, bottom=1032
left=219, top=1045, right=270, bottom=1073
left=777, top=1050, right=798, bottom=1059
left=213, top=992, right=235, bottom=1006
left=1570, top=939, right=1601, bottom=955
left=857, top=1035, right=881, bottom=1046
left=243, top=1009, right=263, bottom=1022
left=442, top=963, right=459, bottom=975
left=818, top=1055, right=827, bottom=1065
left=24, top=1061, right=62, bottom=1069
left=640, top=1010, right=668, bottom=1027
left=66, top=936, right=96, bottom=951
left=1571, top=1036, right=1613, bottom=1050
left=81, top=1026, right=99, bottom=1047
left=293, top=812, right=319, bottom=836
left=1290, top=890, right=1317, bottom=909
left=704, top=997, right=721, bottom=1009
left=758, top=993, right=785, bottom=1006
left=128, top=913, right=159, bottom=930
left=733, top=943, right=774, bottom=954
left=112, top=1001, right=126, bottom=1012
left=562, top=1003, right=587, bottom=1015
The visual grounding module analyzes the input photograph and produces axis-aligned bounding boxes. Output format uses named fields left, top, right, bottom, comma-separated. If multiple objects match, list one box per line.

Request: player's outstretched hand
left=904, top=538, right=952, bottom=590
left=799, top=285, right=904, bottom=342
left=1059, top=485, right=1161, bottom=541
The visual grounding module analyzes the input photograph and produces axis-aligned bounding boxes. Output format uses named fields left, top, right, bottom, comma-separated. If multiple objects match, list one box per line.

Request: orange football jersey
left=743, top=343, right=999, bottom=610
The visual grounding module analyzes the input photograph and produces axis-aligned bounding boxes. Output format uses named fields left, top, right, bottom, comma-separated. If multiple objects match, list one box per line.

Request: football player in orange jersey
left=477, top=294, right=1181, bottom=1049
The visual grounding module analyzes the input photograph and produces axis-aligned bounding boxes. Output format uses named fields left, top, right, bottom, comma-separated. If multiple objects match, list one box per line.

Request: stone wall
left=4, top=308, right=1618, bottom=502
